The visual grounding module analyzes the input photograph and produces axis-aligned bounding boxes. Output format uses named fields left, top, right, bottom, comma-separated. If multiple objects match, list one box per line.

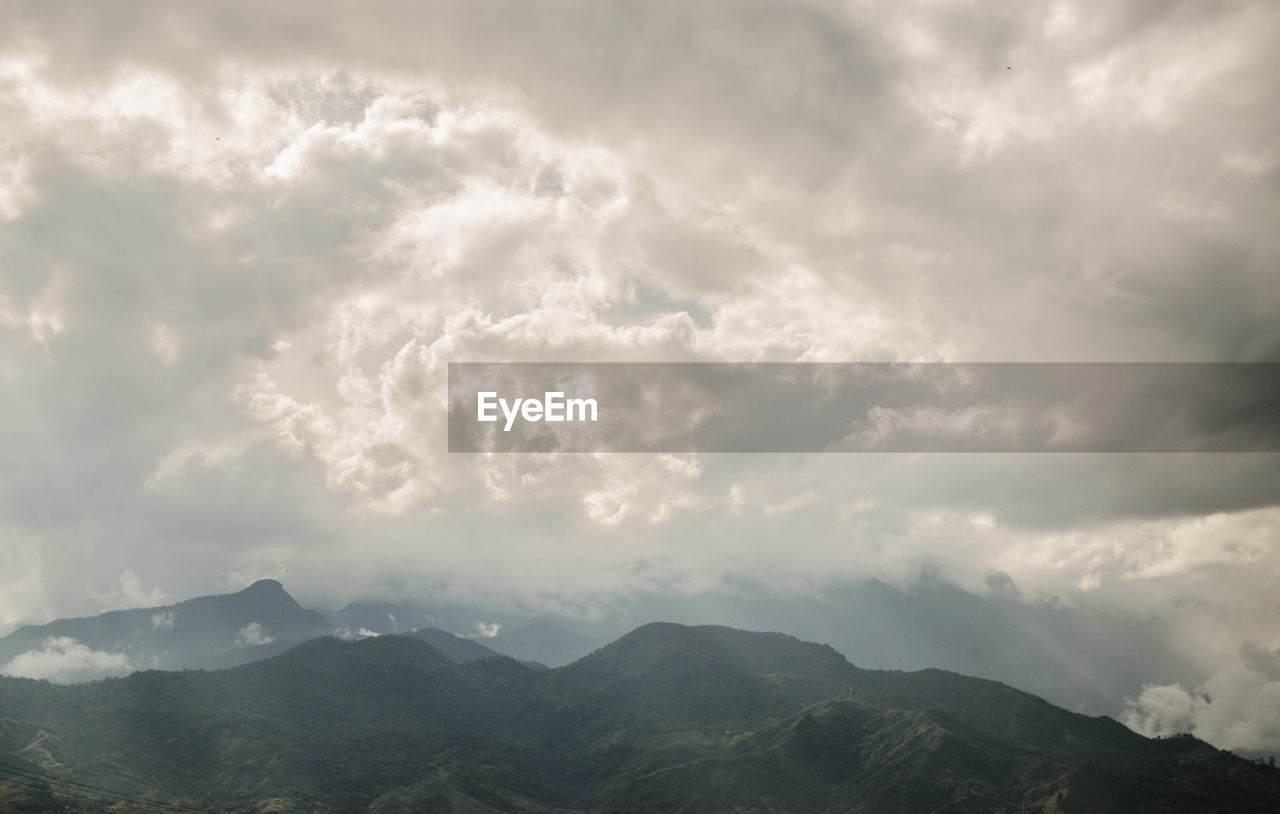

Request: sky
left=1, top=0, right=1279, bottom=750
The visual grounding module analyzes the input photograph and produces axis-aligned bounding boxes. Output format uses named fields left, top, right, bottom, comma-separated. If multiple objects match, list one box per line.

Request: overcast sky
left=1, top=0, right=1278, bottom=750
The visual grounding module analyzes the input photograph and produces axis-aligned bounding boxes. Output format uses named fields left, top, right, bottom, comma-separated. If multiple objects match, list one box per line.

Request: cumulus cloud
left=234, top=623, right=274, bottom=647
left=1, top=637, right=136, bottom=683
left=1125, top=646, right=1280, bottom=751
left=472, top=622, right=501, bottom=639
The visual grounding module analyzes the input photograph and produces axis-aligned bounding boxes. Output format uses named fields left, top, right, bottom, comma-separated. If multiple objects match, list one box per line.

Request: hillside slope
left=0, top=623, right=1275, bottom=813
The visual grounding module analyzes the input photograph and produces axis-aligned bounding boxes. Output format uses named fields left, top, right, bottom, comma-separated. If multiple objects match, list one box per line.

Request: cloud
left=334, top=627, right=379, bottom=640
left=151, top=610, right=175, bottom=630
left=472, top=622, right=501, bottom=639
left=1125, top=647, right=1280, bottom=751
left=88, top=571, right=169, bottom=612
left=0, top=0, right=1276, bottom=749
left=0, top=532, right=47, bottom=631
left=1, top=637, right=136, bottom=683
left=235, top=623, right=274, bottom=647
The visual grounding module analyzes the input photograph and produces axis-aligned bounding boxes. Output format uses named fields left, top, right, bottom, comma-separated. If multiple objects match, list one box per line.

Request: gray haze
left=1, top=1, right=1278, bottom=750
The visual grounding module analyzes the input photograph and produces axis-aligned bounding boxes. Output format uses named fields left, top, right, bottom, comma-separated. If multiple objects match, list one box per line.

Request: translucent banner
left=447, top=362, right=1280, bottom=453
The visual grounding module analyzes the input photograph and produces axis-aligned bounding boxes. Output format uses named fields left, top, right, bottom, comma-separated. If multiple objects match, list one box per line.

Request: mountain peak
left=603, top=622, right=854, bottom=680
left=0, top=578, right=333, bottom=680
left=241, top=578, right=285, bottom=593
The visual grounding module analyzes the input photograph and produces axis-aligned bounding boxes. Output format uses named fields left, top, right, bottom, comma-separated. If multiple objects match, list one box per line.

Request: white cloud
left=334, top=627, right=379, bottom=640
left=1125, top=652, right=1280, bottom=751
left=1, top=637, right=136, bottom=683
left=235, top=622, right=274, bottom=647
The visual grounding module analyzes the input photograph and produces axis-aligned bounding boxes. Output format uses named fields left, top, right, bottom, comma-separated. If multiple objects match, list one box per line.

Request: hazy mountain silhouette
left=488, top=618, right=607, bottom=667
left=327, top=602, right=603, bottom=668
left=0, top=579, right=333, bottom=679
left=402, top=626, right=548, bottom=669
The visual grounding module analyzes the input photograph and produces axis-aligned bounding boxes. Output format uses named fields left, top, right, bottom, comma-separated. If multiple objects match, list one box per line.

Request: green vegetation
left=1, top=623, right=1276, bottom=812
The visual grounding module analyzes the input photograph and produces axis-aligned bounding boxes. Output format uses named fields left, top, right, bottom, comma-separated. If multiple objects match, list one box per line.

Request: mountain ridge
left=5, top=622, right=1273, bottom=812
left=0, top=579, right=334, bottom=678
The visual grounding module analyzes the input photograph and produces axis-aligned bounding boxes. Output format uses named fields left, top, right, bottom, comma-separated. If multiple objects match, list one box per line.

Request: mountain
left=0, top=623, right=1276, bottom=812
left=0, top=579, right=334, bottom=680
left=326, top=603, right=602, bottom=667
left=326, top=576, right=1200, bottom=720
left=402, top=626, right=518, bottom=664
left=488, top=618, right=607, bottom=667
left=326, top=600, right=452, bottom=635
left=326, top=599, right=531, bottom=639
left=589, top=699, right=1275, bottom=814
left=546, top=623, right=1142, bottom=754
left=604, top=579, right=1203, bottom=718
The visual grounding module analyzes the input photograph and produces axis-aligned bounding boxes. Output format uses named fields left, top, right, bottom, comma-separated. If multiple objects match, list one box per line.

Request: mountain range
left=2, top=578, right=1197, bottom=722
left=2, top=609, right=1278, bottom=811
left=0, top=582, right=591, bottom=682
left=326, top=600, right=606, bottom=667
